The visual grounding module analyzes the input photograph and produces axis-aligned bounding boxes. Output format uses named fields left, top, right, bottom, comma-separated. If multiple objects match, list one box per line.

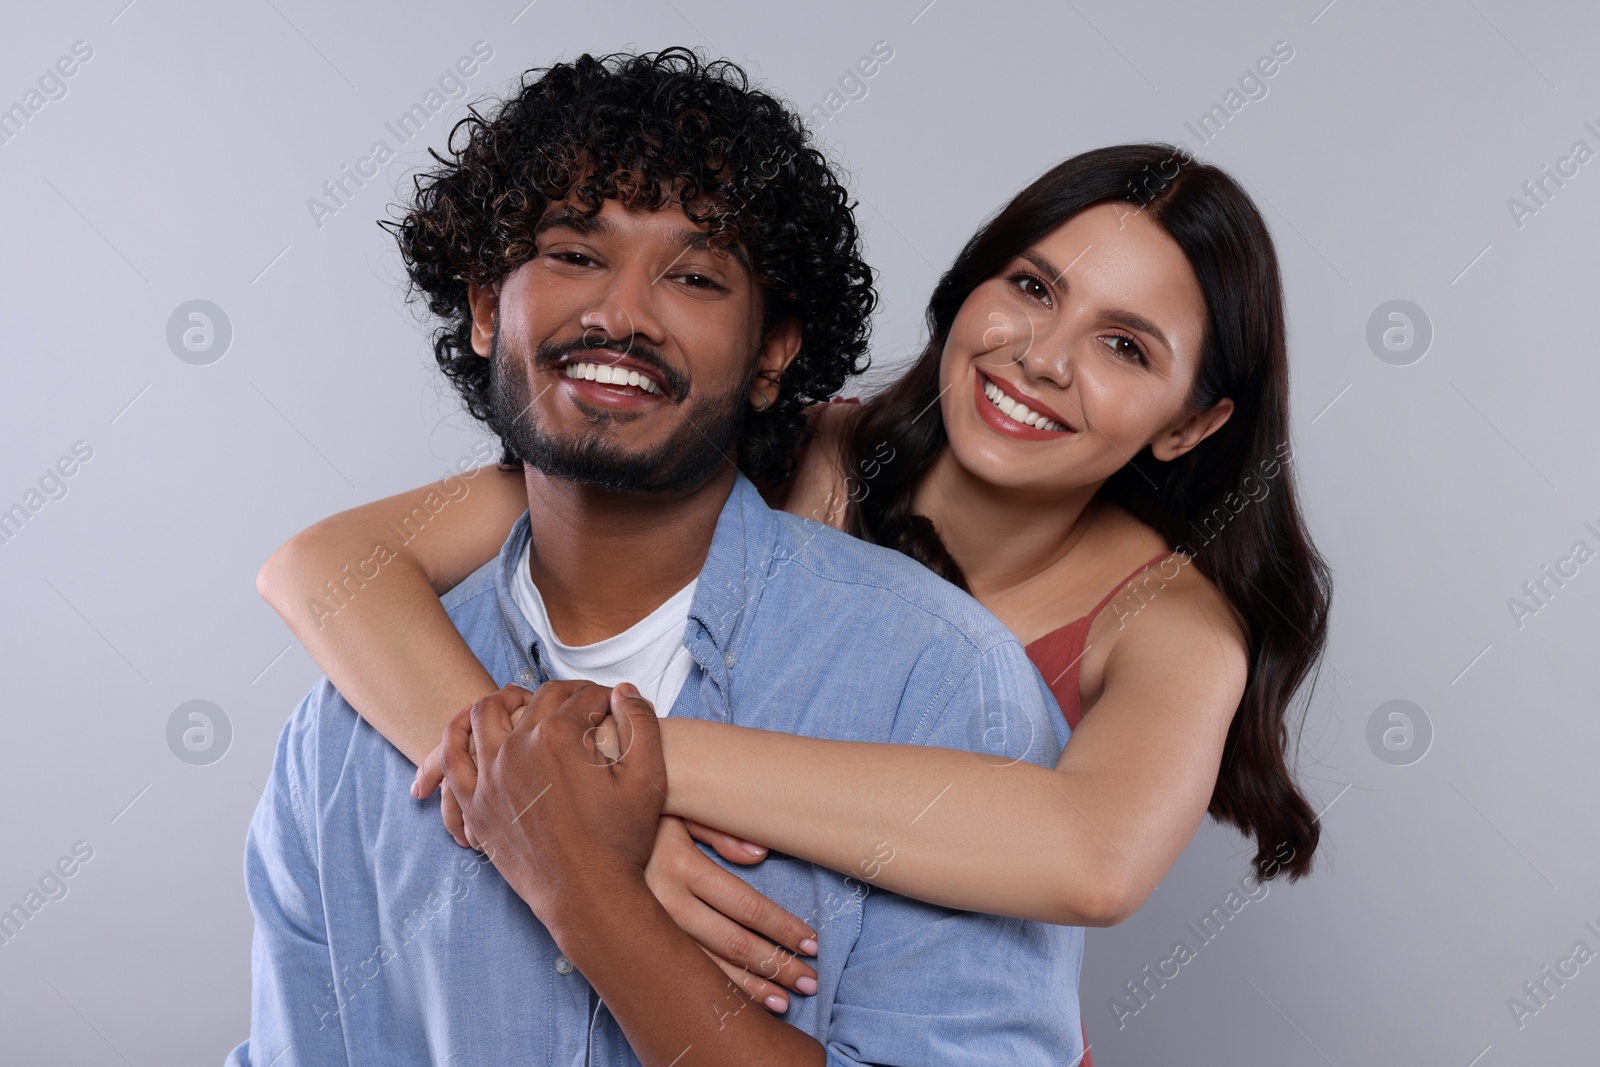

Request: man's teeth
left=563, top=362, right=660, bottom=394
left=983, top=380, right=1067, bottom=432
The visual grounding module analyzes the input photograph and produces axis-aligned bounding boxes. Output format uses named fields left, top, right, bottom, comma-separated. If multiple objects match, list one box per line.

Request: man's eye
left=546, top=251, right=594, bottom=267
left=677, top=272, right=722, bottom=291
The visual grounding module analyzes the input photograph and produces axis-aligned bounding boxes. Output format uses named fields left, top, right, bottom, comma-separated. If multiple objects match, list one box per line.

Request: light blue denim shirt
left=227, top=473, right=1083, bottom=1066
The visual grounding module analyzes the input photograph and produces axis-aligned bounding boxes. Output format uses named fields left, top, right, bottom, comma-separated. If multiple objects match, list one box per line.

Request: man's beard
left=485, top=323, right=755, bottom=494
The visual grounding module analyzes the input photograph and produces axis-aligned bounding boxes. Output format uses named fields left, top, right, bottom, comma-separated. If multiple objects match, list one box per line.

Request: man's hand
left=438, top=679, right=668, bottom=923
left=413, top=684, right=625, bottom=849
left=435, top=681, right=825, bottom=1064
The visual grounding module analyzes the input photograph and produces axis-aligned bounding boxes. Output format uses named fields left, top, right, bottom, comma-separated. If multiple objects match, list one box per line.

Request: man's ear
left=1150, top=397, right=1234, bottom=462
left=467, top=279, right=501, bottom=359
left=749, top=317, right=802, bottom=410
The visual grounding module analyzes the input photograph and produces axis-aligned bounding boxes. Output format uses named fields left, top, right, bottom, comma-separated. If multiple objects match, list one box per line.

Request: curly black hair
left=379, top=47, right=877, bottom=484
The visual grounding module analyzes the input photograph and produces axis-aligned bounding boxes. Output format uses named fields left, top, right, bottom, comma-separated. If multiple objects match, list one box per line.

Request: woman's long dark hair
left=844, top=143, right=1331, bottom=880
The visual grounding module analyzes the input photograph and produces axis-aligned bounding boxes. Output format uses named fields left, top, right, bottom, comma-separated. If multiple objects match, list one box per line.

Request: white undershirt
left=509, top=539, right=697, bottom=716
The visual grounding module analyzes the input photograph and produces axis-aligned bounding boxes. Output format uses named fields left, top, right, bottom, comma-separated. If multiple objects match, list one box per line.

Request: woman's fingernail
left=799, top=938, right=818, bottom=955
left=764, top=994, right=787, bottom=1012
left=741, top=841, right=767, bottom=857
left=796, top=976, right=818, bottom=995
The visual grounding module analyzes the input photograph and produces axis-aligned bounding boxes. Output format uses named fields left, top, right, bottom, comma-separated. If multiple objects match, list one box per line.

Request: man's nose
left=579, top=262, right=667, bottom=348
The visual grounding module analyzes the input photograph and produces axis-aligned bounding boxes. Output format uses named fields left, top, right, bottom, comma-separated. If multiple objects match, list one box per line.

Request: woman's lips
left=973, top=372, right=1076, bottom=441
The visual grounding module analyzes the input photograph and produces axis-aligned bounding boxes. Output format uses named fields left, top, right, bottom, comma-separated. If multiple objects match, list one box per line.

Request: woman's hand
left=645, top=814, right=820, bottom=1013
left=413, top=686, right=535, bottom=848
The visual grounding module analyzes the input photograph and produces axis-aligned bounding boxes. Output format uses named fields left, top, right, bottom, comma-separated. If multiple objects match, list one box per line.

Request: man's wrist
left=540, top=864, right=656, bottom=952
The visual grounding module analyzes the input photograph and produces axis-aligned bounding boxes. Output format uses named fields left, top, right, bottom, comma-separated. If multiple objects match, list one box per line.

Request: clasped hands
left=411, top=681, right=820, bottom=1011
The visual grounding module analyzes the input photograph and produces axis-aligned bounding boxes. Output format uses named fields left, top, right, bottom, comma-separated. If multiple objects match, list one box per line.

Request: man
left=228, top=48, right=1082, bottom=1065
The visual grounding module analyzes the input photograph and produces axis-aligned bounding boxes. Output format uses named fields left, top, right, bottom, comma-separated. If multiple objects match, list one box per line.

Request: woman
left=259, top=143, right=1331, bottom=1031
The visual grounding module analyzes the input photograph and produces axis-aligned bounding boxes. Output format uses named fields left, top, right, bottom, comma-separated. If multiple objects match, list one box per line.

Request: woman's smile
left=974, top=369, right=1076, bottom=437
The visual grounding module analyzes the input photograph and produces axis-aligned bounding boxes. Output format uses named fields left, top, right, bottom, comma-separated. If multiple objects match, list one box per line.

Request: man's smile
left=561, top=360, right=663, bottom=395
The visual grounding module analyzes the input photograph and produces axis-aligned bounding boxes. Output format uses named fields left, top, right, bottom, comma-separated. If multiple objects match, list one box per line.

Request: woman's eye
left=1010, top=273, right=1051, bottom=304
left=1104, top=334, right=1148, bottom=364
left=546, top=250, right=595, bottom=267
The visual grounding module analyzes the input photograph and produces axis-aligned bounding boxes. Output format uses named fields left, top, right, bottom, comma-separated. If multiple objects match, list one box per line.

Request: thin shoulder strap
left=1086, top=550, right=1179, bottom=620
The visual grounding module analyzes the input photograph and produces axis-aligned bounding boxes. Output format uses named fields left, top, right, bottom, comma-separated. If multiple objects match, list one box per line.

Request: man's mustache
left=534, top=335, right=690, bottom=403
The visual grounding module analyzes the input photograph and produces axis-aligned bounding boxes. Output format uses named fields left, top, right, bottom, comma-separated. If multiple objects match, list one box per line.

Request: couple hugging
left=229, top=45, right=1329, bottom=1067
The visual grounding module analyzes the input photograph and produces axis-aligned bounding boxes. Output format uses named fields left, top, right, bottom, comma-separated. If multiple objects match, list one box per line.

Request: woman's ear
left=467, top=279, right=501, bottom=359
left=749, top=317, right=803, bottom=410
left=1151, top=397, right=1234, bottom=462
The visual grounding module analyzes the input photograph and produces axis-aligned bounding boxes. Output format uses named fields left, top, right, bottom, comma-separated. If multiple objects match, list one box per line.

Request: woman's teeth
left=983, top=379, right=1067, bottom=432
left=563, top=362, right=660, bottom=394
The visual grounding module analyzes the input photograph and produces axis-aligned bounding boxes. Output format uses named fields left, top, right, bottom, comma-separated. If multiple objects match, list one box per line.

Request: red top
left=1025, top=550, right=1178, bottom=730
left=1023, top=549, right=1174, bottom=1067
left=781, top=404, right=1175, bottom=727
left=781, top=405, right=1172, bottom=1062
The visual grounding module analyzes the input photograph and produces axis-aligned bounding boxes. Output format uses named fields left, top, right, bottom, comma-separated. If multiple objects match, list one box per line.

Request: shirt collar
left=684, top=472, right=779, bottom=664
left=490, top=472, right=780, bottom=686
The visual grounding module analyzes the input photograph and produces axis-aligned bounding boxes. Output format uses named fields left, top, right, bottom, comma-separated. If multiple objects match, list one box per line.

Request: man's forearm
left=536, top=872, right=825, bottom=1067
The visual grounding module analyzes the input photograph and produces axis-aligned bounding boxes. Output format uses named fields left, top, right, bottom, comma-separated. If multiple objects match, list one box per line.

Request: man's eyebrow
left=532, top=209, right=751, bottom=274
left=533, top=209, right=605, bottom=239
left=1020, top=249, right=1172, bottom=355
left=674, top=229, right=751, bottom=274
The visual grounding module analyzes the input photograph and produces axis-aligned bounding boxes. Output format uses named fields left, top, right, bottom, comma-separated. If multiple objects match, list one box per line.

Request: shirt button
left=723, top=651, right=736, bottom=669
left=554, top=955, right=574, bottom=975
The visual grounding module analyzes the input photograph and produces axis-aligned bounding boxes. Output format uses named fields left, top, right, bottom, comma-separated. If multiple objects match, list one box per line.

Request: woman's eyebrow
left=1103, top=309, right=1171, bottom=354
left=1020, top=249, right=1172, bottom=354
left=1022, top=249, right=1067, bottom=286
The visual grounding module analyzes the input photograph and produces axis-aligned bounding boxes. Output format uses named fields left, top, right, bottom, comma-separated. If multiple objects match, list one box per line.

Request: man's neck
left=522, top=465, right=737, bottom=645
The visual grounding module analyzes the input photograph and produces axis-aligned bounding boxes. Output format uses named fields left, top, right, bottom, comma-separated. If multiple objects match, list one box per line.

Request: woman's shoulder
left=809, top=396, right=863, bottom=438
left=1070, top=508, right=1247, bottom=715
left=770, top=398, right=861, bottom=529
left=1086, top=503, right=1246, bottom=654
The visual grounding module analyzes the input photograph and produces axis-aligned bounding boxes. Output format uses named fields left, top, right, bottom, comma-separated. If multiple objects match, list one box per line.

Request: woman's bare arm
left=658, top=575, right=1248, bottom=927
left=270, top=409, right=1246, bottom=930
left=256, top=464, right=529, bottom=764
left=257, top=403, right=855, bottom=767
left=425, top=582, right=1245, bottom=928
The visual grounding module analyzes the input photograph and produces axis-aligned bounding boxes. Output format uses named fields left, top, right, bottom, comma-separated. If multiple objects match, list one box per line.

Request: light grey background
left=2, top=0, right=1596, bottom=1062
